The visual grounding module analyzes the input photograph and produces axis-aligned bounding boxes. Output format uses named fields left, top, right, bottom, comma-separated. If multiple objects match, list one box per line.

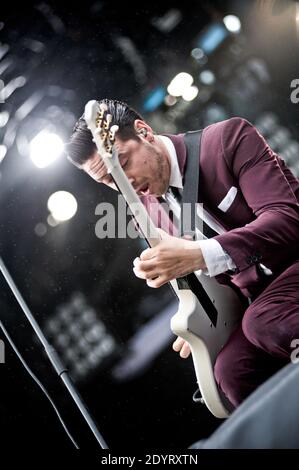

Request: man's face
left=81, top=135, right=170, bottom=197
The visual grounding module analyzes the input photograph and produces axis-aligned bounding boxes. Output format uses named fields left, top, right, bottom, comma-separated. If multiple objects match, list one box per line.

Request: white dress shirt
left=158, top=135, right=237, bottom=277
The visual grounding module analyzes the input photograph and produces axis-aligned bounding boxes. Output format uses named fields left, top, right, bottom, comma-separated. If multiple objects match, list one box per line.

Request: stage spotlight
left=223, top=15, right=242, bottom=34
left=30, top=130, right=64, bottom=168
left=0, top=144, right=7, bottom=163
left=164, top=95, right=177, bottom=106
left=34, top=222, right=47, bottom=237
left=167, top=72, right=194, bottom=97
left=47, top=214, right=59, bottom=227
left=44, top=292, right=119, bottom=382
left=47, top=191, right=77, bottom=222
left=199, top=70, right=216, bottom=85
left=143, top=86, right=166, bottom=112
left=191, top=47, right=208, bottom=66
left=194, top=23, right=228, bottom=55
left=0, top=111, right=9, bottom=127
left=191, top=47, right=205, bottom=60
left=182, top=85, right=199, bottom=101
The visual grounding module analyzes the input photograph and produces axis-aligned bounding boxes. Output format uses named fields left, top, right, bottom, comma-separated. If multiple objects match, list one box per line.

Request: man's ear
left=134, top=119, right=153, bottom=139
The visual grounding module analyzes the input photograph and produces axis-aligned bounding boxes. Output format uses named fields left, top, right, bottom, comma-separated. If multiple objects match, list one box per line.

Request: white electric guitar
left=84, top=100, right=245, bottom=418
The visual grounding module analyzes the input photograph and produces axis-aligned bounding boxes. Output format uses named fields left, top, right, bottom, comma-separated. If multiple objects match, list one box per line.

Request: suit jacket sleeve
left=214, top=117, right=299, bottom=273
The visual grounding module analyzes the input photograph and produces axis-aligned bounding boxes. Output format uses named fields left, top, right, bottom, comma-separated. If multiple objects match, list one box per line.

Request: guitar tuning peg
left=110, top=125, right=119, bottom=139
left=99, top=103, right=108, bottom=112
left=104, top=116, right=112, bottom=130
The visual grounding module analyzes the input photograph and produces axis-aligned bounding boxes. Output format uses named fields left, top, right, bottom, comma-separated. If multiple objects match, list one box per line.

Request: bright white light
left=199, top=70, right=216, bottom=85
left=30, top=131, right=64, bottom=168
left=0, top=111, right=9, bottom=127
left=0, top=145, right=7, bottom=163
left=182, top=86, right=199, bottom=102
left=223, top=15, right=241, bottom=33
left=167, top=72, right=194, bottom=97
left=47, top=191, right=78, bottom=222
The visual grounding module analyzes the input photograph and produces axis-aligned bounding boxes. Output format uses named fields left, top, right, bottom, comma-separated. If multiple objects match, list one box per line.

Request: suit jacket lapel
left=165, top=133, right=232, bottom=232
left=163, top=133, right=187, bottom=180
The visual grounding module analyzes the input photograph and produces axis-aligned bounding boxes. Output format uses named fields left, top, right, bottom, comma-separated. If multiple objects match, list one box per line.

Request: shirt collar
left=157, top=135, right=183, bottom=192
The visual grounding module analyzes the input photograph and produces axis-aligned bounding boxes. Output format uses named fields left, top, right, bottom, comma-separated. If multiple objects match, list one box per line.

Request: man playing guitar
left=66, top=99, right=299, bottom=413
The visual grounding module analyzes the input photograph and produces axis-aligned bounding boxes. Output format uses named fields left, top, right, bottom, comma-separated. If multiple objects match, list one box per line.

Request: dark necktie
left=168, top=186, right=219, bottom=239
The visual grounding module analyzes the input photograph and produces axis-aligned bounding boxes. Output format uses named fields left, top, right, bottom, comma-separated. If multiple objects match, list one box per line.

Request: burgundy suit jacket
left=141, top=118, right=299, bottom=298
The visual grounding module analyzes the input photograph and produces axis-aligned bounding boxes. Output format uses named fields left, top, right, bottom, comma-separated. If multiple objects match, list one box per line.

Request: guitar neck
left=106, top=153, right=180, bottom=297
left=106, top=155, right=160, bottom=248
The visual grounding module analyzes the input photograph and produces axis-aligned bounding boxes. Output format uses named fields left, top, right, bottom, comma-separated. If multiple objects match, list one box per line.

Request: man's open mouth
left=139, top=184, right=150, bottom=196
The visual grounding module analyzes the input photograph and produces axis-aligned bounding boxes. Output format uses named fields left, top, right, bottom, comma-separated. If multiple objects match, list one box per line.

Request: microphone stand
left=0, top=256, right=108, bottom=449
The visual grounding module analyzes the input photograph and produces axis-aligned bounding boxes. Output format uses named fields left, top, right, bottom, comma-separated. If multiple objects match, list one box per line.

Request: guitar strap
left=173, top=130, right=218, bottom=327
left=181, top=130, right=219, bottom=239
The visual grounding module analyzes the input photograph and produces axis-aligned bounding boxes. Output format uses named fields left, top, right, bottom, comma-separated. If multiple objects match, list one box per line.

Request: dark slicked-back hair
left=65, top=99, right=144, bottom=167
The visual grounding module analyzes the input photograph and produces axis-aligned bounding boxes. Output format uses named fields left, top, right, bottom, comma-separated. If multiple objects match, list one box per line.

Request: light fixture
left=30, top=130, right=64, bottom=168
left=199, top=70, right=216, bottom=85
left=182, top=85, right=199, bottom=102
left=45, top=292, right=119, bottom=382
left=167, top=72, right=194, bottom=97
left=0, top=144, right=7, bottom=163
left=223, top=15, right=242, bottom=34
left=47, top=191, right=78, bottom=222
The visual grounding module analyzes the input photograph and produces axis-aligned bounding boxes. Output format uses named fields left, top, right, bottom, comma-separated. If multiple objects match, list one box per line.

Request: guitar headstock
left=84, top=100, right=119, bottom=158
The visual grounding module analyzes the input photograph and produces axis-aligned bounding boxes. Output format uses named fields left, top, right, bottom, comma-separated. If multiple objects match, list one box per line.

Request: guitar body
left=170, top=275, right=244, bottom=418
left=84, top=100, right=245, bottom=419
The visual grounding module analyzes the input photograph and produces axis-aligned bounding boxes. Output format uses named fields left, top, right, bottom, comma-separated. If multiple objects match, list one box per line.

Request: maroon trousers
left=214, top=260, right=299, bottom=408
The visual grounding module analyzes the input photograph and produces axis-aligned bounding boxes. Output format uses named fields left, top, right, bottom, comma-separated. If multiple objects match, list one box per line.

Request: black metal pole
left=0, top=256, right=109, bottom=449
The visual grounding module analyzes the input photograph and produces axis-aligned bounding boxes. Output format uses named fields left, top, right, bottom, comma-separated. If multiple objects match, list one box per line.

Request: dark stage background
left=0, top=0, right=299, bottom=451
